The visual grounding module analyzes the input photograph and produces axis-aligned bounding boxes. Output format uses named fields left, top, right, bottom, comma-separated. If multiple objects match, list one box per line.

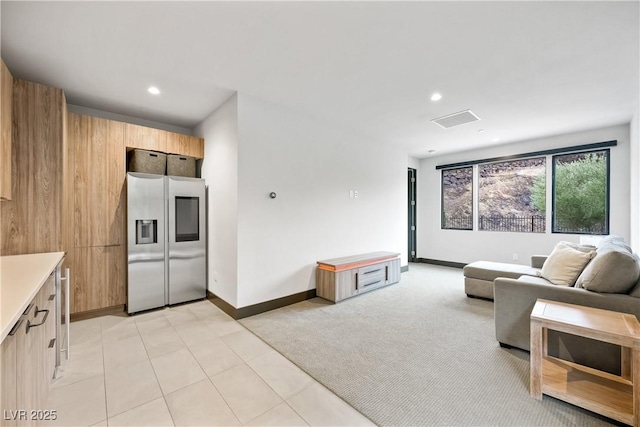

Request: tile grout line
left=134, top=309, right=178, bottom=426
left=180, top=305, right=244, bottom=425
left=180, top=303, right=287, bottom=425
left=99, top=318, right=109, bottom=426
left=192, top=304, right=308, bottom=426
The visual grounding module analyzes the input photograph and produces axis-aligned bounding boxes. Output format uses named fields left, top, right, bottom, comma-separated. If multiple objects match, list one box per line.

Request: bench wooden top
left=317, top=251, right=400, bottom=272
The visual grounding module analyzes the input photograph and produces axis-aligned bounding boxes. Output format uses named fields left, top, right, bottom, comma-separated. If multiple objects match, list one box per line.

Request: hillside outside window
left=478, top=158, right=546, bottom=233
left=441, top=167, right=473, bottom=230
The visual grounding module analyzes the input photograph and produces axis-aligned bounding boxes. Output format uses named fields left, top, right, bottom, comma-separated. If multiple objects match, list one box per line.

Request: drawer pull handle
left=23, top=303, right=33, bottom=316
left=48, top=338, right=56, bottom=349
left=8, top=320, right=23, bottom=336
left=364, top=280, right=382, bottom=288
left=355, top=273, right=358, bottom=290
left=48, top=294, right=56, bottom=301
left=26, top=307, right=49, bottom=334
left=364, top=269, right=381, bottom=275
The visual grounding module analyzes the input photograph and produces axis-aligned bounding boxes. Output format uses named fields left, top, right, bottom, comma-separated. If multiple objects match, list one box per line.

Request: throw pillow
left=563, top=242, right=596, bottom=253
left=575, top=242, right=640, bottom=293
left=540, top=242, right=595, bottom=286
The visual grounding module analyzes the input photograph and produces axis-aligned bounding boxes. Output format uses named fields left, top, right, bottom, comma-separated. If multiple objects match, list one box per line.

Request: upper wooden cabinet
left=124, top=122, right=167, bottom=153
left=1, top=59, right=13, bottom=201
left=166, top=132, right=204, bottom=159
left=69, top=113, right=125, bottom=248
left=123, top=122, right=203, bottom=159
left=1, top=79, right=65, bottom=256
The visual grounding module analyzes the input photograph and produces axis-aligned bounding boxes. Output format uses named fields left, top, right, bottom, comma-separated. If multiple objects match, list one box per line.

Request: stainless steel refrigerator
left=127, top=173, right=206, bottom=314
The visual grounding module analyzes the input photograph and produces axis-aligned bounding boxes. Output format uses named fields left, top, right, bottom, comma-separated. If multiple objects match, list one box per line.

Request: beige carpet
left=240, top=263, right=619, bottom=426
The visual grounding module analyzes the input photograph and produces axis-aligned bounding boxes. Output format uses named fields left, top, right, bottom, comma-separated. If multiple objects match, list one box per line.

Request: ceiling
left=1, top=1, right=638, bottom=158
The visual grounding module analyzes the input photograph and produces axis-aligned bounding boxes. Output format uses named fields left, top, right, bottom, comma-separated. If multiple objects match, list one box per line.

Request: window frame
left=441, top=166, right=474, bottom=231
left=550, top=149, right=610, bottom=235
left=477, top=157, right=546, bottom=233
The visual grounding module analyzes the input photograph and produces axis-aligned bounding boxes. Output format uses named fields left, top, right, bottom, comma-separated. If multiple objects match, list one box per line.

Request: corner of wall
left=194, top=94, right=240, bottom=308
left=629, top=108, right=640, bottom=251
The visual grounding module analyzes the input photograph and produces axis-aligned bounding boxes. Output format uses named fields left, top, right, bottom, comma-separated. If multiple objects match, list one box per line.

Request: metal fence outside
left=442, top=216, right=473, bottom=230
left=443, top=215, right=546, bottom=232
left=479, top=215, right=546, bottom=233
left=554, top=223, right=607, bottom=235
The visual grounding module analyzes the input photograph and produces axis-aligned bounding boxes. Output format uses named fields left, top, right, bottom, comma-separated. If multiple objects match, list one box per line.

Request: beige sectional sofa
left=463, top=236, right=640, bottom=374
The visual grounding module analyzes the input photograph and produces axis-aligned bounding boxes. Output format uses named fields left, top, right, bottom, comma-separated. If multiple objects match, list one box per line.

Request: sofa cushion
left=463, top=261, right=539, bottom=282
left=629, top=278, right=640, bottom=297
left=540, top=242, right=595, bottom=286
left=515, top=275, right=555, bottom=286
left=597, top=235, right=632, bottom=252
left=563, top=242, right=597, bottom=253
left=576, top=238, right=640, bottom=294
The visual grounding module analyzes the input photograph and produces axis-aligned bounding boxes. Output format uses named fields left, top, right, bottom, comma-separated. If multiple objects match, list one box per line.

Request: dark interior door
left=408, top=168, right=416, bottom=262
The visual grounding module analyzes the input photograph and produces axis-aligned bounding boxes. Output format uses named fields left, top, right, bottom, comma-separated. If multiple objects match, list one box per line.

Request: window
left=441, top=167, right=473, bottom=230
left=437, top=140, right=615, bottom=235
left=551, top=150, right=609, bottom=235
left=478, top=158, right=546, bottom=233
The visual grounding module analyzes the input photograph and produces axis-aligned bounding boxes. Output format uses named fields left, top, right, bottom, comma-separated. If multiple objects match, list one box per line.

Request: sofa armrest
left=494, top=277, right=640, bottom=351
left=530, top=255, right=547, bottom=269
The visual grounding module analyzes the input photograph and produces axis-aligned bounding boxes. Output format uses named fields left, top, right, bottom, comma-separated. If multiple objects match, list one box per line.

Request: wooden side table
left=530, top=299, right=640, bottom=426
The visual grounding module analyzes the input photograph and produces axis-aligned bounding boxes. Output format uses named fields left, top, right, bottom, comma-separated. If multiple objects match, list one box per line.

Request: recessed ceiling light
left=148, top=86, right=160, bottom=95
left=430, top=93, right=442, bottom=102
left=492, top=138, right=501, bottom=142
left=427, top=149, right=436, bottom=154
left=478, top=129, right=485, bottom=133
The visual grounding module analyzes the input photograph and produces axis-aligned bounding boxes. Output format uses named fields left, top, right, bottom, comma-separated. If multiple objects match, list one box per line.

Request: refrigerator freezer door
left=127, top=173, right=166, bottom=313
left=167, top=176, right=206, bottom=305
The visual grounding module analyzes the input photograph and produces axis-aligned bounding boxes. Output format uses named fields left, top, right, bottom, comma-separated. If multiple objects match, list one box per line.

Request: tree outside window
left=532, top=150, right=609, bottom=234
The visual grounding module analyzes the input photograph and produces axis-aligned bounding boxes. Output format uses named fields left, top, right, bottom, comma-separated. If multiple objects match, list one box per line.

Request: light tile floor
left=47, top=300, right=374, bottom=427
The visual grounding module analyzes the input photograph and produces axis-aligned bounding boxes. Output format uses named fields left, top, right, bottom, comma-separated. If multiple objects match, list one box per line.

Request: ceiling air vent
left=431, top=110, right=480, bottom=129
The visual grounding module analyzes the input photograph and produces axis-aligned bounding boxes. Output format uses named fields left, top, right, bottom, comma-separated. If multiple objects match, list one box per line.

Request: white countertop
left=0, top=252, right=65, bottom=343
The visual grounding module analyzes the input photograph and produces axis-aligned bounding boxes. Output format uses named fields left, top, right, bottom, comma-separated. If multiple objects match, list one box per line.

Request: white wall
left=194, top=95, right=239, bottom=306
left=630, top=108, right=639, bottom=252
left=235, top=94, right=406, bottom=308
left=408, top=156, right=420, bottom=170
left=417, top=124, right=631, bottom=265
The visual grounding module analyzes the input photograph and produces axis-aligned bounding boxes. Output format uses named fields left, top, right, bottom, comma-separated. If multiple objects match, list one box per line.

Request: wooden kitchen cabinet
left=1, top=330, right=17, bottom=426
left=1, top=273, right=57, bottom=427
left=166, top=131, right=204, bottom=159
left=0, top=59, right=13, bottom=201
left=124, top=122, right=167, bottom=153
left=0, top=79, right=65, bottom=256
left=65, top=116, right=204, bottom=316
left=72, top=245, right=125, bottom=313
left=67, top=114, right=127, bottom=314
left=69, top=114, right=125, bottom=247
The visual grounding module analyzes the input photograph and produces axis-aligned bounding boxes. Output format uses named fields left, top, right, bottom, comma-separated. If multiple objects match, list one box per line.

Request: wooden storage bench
left=316, top=251, right=401, bottom=302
